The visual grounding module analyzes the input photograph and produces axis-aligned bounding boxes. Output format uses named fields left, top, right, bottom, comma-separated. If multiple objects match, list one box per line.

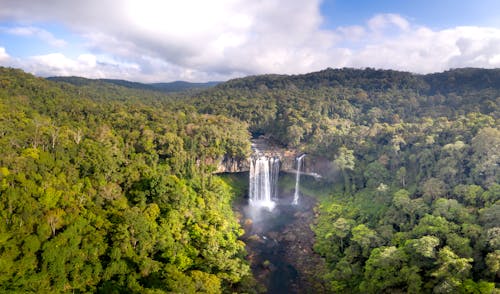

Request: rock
left=216, top=155, right=250, bottom=173
left=267, top=231, right=279, bottom=240
left=247, top=234, right=261, bottom=242
left=214, top=137, right=330, bottom=177
left=243, top=218, right=253, bottom=231
left=284, top=232, right=297, bottom=242
left=239, top=193, right=330, bottom=292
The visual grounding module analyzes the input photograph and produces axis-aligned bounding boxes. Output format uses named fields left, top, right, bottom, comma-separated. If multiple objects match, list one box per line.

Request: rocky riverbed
left=236, top=193, right=329, bottom=293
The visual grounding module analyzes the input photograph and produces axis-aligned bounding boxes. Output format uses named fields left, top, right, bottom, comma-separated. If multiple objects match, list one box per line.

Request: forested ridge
left=0, top=67, right=253, bottom=293
left=0, top=66, right=499, bottom=293
left=47, top=76, right=220, bottom=93
left=192, top=67, right=500, bottom=293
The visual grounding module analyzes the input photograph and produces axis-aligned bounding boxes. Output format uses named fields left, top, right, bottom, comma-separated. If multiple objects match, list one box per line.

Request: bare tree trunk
left=50, top=124, right=60, bottom=149
left=73, top=128, right=82, bottom=144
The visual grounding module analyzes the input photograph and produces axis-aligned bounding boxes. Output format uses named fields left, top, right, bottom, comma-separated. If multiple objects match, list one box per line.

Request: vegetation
left=0, top=67, right=251, bottom=293
left=47, top=76, right=220, bottom=93
left=190, top=67, right=500, bottom=292
left=0, top=66, right=499, bottom=292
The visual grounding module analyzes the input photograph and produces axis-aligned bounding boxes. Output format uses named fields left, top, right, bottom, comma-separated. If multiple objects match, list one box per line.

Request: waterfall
left=249, top=154, right=280, bottom=209
left=270, top=157, right=280, bottom=201
left=292, top=154, right=306, bottom=205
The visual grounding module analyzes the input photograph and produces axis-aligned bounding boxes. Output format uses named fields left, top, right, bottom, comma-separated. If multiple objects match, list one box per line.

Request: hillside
left=0, top=67, right=253, bottom=293
left=192, top=67, right=499, bottom=146
left=192, top=67, right=500, bottom=292
left=0, top=66, right=499, bottom=293
left=47, top=76, right=220, bottom=93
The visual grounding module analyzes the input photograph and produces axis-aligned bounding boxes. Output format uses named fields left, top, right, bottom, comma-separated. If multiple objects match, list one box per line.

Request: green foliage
left=0, top=67, right=250, bottom=293
left=1, top=66, right=499, bottom=292
left=360, top=246, right=421, bottom=293
left=199, top=68, right=498, bottom=292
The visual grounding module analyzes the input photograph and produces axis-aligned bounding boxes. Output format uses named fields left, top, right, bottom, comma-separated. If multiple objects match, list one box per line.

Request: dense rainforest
left=191, top=67, right=500, bottom=293
left=0, top=67, right=253, bottom=293
left=0, top=66, right=499, bottom=293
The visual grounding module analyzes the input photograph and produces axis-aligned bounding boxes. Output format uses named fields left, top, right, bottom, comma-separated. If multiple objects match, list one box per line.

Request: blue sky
left=1, top=0, right=500, bottom=82
left=320, top=0, right=500, bottom=29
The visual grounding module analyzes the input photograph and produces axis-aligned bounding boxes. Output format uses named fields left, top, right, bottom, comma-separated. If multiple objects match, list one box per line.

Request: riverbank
left=235, top=190, right=329, bottom=293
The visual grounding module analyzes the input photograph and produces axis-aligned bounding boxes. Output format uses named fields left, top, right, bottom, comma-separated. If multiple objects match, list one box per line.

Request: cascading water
left=249, top=154, right=280, bottom=209
left=292, top=154, right=306, bottom=205
left=270, top=157, right=280, bottom=201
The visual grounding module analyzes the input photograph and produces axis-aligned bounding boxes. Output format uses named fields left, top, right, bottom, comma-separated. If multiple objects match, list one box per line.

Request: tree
left=332, top=217, right=355, bottom=252
left=391, top=189, right=429, bottom=229
left=351, top=224, right=381, bottom=257
left=432, top=198, right=471, bottom=224
left=422, top=178, right=446, bottom=203
left=431, top=246, right=473, bottom=293
left=396, top=167, right=407, bottom=187
left=485, top=250, right=500, bottom=279
left=470, top=127, right=500, bottom=186
left=46, top=208, right=65, bottom=237
left=453, top=184, right=484, bottom=206
left=405, top=235, right=440, bottom=259
left=334, top=146, right=355, bottom=194
left=360, top=246, right=421, bottom=293
left=363, top=161, right=390, bottom=188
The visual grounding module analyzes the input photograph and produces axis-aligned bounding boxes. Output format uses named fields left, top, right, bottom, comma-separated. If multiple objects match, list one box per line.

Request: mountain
left=0, top=66, right=251, bottom=293
left=1, top=66, right=499, bottom=293
left=215, top=67, right=500, bottom=93
left=149, top=80, right=220, bottom=92
left=46, top=76, right=220, bottom=93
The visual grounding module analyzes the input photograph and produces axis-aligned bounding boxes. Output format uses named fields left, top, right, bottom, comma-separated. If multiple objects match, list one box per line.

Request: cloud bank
left=0, top=47, right=10, bottom=62
left=1, top=0, right=500, bottom=81
left=0, top=26, right=67, bottom=47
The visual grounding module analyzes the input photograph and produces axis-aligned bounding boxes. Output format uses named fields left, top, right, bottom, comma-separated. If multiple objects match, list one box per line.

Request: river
left=235, top=174, right=329, bottom=293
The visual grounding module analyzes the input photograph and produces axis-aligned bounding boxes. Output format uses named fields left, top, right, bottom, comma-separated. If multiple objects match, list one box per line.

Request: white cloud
left=347, top=23, right=500, bottom=73
left=31, top=53, right=76, bottom=69
left=0, top=0, right=335, bottom=80
left=77, top=54, right=97, bottom=67
left=336, top=25, right=366, bottom=42
left=1, top=2, right=500, bottom=81
left=0, top=47, right=10, bottom=61
left=7, top=51, right=228, bottom=83
left=21, top=53, right=138, bottom=79
left=368, top=13, right=410, bottom=32
left=1, top=26, right=67, bottom=47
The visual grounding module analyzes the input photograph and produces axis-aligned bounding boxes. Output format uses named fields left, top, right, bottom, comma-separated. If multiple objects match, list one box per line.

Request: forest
left=0, top=66, right=499, bottom=293
left=0, top=67, right=253, bottom=293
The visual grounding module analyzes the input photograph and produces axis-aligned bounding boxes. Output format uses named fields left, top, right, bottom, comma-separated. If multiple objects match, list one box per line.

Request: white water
left=292, top=154, right=306, bottom=205
left=249, top=154, right=280, bottom=210
left=270, top=157, right=280, bottom=201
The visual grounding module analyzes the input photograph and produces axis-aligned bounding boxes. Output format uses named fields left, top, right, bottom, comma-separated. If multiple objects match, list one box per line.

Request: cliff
left=215, top=138, right=334, bottom=178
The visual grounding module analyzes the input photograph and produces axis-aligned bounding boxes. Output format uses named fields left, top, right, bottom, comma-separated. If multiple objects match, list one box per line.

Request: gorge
left=1, top=67, right=498, bottom=293
left=239, top=140, right=327, bottom=293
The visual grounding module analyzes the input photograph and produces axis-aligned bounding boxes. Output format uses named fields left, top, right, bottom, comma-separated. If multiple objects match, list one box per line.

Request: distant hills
left=47, top=67, right=500, bottom=95
left=46, top=76, right=220, bottom=93
left=1, top=65, right=499, bottom=293
left=215, top=67, right=500, bottom=94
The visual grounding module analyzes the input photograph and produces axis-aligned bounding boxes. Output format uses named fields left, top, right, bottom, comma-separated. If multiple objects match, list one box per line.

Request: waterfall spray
left=292, top=154, right=306, bottom=205
left=270, top=157, right=280, bottom=200
left=249, top=154, right=280, bottom=209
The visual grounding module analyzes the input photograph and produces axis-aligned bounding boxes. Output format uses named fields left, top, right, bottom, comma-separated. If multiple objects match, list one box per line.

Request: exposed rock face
left=216, top=156, right=250, bottom=173
left=215, top=138, right=335, bottom=178
left=299, top=155, right=337, bottom=179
